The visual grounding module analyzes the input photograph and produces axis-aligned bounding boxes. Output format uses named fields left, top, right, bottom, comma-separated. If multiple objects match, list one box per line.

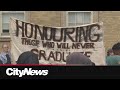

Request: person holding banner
left=106, top=42, right=120, bottom=65
left=66, top=52, right=95, bottom=66
left=0, top=44, right=11, bottom=64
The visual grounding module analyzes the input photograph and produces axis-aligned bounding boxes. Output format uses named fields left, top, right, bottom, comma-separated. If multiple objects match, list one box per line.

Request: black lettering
left=42, top=41, right=48, bottom=48
left=21, top=38, right=26, bottom=45
left=42, top=41, right=54, bottom=48
left=75, top=27, right=79, bottom=42
left=55, top=51, right=62, bottom=61
left=72, top=43, right=95, bottom=49
left=86, top=43, right=91, bottom=49
left=62, top=52, right=66, bottom=62
left=84, top=52, right=92, bottom=58
left=90, top=43, right=94, bottom=48
left=16, top=20, right=25, bottom=37
left=72, top=43, right=77, bottom=49
left=57, top=43, right=62, bottom=48
left=79, top=27, right=89, bottom=42
left=39, top=50, right=46, bottom=60
left=76, top=43, right=81, bottom=49
left=89, top=24, right=100, bottom=42
left=34, top=25, right=45, bottom=40
left=52, top=28, right=63, bottom=42
left=25, top=23, right=33, bottom=38
left=43, top=27, right=53, bottom=41
left=36, top=40, right=40, bottom=47
left=21, top=38, right=39, bottom=46
left=57, top=43, right=69, bottom=49
left=64, top=28, right=75, bottom=42
left=80, top=43, right=86, bottom=48
left=48, top=51, right=55, bottom=60
left=63, top=52, right=71, bottom=62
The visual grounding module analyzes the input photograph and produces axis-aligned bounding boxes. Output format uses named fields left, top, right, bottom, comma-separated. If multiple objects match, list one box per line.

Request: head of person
left=66, top=52, right=95, bottom=66
left=112, top=42, right=120, bottom=55
left=17, top=51, right=39, bottom=64
left=107, top=48, right=114, bottom=56
left=2, top=43, right=9, bottom=53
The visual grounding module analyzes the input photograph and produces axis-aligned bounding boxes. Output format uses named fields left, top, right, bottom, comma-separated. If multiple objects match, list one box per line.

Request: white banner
left=10, top=18, right=105, bottom=65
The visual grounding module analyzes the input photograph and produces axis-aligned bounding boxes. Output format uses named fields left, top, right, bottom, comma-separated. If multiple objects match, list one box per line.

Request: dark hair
left=112, top=42, right=120, bottom=55
left=107, top=49, right=113, bottom=56
left=112, top=42, right=120, bottom=50
left=66, top=52, right=95, bottom=66
left=17, top=51, right=39, bottom=64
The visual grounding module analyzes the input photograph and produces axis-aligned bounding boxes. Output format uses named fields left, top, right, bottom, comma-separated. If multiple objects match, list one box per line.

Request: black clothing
left=66, top=52, right=95, bottom=66
left=6, top=54, right=11, bottom=64
left=17, top=51, right=39, bottom=64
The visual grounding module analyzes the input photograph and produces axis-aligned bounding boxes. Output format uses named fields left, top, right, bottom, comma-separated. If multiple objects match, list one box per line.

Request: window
left=2, top=11, right=24, bottom=33
left=67, top=11, right=92, bottom=26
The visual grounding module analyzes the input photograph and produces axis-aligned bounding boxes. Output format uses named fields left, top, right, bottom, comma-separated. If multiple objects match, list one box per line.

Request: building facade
left=0, top=11, right=120, bottom=54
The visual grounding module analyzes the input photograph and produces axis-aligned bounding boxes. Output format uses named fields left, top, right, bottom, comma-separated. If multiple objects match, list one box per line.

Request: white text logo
left=6, top=68, right=48, bottom=77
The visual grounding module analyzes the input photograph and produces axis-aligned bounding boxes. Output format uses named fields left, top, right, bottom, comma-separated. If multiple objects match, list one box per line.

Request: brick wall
left=29, top=11, right=63, bottom=27
left=93, top=11, right=120, bottom=53
left=29, top=11, right=120, bottom=54
left=0, top=11, right=120, bottom=55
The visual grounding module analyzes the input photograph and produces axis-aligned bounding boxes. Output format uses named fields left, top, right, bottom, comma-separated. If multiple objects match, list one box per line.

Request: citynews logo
left=6, top=68, right=48, bottom=77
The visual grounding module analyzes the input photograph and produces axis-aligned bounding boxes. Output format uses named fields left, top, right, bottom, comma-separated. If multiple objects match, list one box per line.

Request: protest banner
left=10, top=18, right=105, bottom=65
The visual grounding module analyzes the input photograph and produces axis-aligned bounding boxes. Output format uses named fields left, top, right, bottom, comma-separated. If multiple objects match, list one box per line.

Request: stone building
left=0, top=11, right=120, bottom=54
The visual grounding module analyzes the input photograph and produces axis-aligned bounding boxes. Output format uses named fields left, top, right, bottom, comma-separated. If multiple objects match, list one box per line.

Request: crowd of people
left=0, top=42, right=120, bottom=65
left=0, top=44, right=95, bottom=65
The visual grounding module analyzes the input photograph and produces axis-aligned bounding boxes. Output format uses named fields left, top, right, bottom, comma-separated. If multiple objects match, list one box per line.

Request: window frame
left=2, top=11, right=25, bottom=34
left=66, top=11, right=93, bottom=26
